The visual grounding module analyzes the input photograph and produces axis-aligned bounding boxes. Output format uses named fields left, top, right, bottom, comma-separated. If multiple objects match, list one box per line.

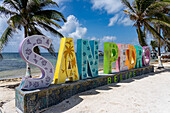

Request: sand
left=0, top=62, right=170, bottom=113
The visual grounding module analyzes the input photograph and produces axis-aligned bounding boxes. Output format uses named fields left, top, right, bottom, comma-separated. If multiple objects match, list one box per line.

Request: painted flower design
left=88, top=55, right=92, bottom=58
left=95, top=61, right=97, bottom=65
left=96, top=56, right=98, bottom=59
left=33, top=82, right=39, bottom=88
left=83, top=60, right=86, bottom=64
left=87, top=46, right=90, bottom=50
left=90, top=61, right=93, bottom=65
left=25, top=48, right=32, bottom=55
left=41, top=60, right=47, bottom=66
left=83, top=67, right=86, bottom=71
left=96, top=46, right=98, bottom=49
left=37, top=38, right=42, bottom=44
left=27, top=39, right=31, bottom=44
left=45, top=76, right=51, bottom=82
left=46, top=39, right=49, bottom=45
left=29, top=81, right=32, bottom=87
left=83, top=52, right=86, bottom=56
left=83, top=41, right=87, bottom=45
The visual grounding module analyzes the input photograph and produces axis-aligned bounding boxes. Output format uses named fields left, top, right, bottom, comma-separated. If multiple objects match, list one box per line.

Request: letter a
left=53, top=37, right=79, bottom=84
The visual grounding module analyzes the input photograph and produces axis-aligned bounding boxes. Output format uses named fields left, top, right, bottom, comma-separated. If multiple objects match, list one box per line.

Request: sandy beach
left=0, top=62, right=170, bottom=113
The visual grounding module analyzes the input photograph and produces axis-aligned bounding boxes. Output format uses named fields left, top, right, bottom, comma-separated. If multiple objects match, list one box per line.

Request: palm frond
left=0, top=26, right=13, bottom=46
left=47, top=44, right=56, bottom=57
left=34, top=10, right=67, bottom=22
left=143, top=20, right=166, bottom=42
left=39, top=0, right=59, bottom=8
left=3, top=0, right=21, bottom=11
left=146, top=1, right=170, bottom=15
left=20, top=0, right=28, bottom=8
left=149, top=18, right=170, bottom=27
left=8, top=14, right=23, bottom=30
left=136, top=23, right=148, bottom=46
left=37, top=22, right=64, bottom=37
left=0, top=26, right=13, bottom=60
left=134, top=0, right=141, bottom=12
left=140, top=0, right=156, bottom=14
left=32, top=15, right=62, bottom=28
left=0, top=6, right=17, bottom=15
left=121, top=0, right=136, bottom=13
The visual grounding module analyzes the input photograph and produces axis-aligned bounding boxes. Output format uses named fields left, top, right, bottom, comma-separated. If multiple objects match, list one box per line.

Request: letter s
left=19, top=35, right=54, bottom=90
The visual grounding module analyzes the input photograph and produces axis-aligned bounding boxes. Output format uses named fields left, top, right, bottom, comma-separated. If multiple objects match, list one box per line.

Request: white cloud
left=102, top=36, right=117, bottom=42
left=59, top=15, right=87, bottom=39
left=91, top=0, right=123, bottom=14
left=54, top=0, right=71, bottom=4
left=118, top=16, right=134, bottom=26
left=90, top=0, right=134, bottom=27
left=88, top=36, right=117, bottom=51
left=108, top=14, right=119, bottom=26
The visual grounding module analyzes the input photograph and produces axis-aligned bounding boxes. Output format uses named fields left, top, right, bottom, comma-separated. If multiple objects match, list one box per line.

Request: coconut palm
left=121, top=0, right=170, bottom=47
left=0, top=0, right=66, bottom=77
left=150, top=40, right=158, bottom=52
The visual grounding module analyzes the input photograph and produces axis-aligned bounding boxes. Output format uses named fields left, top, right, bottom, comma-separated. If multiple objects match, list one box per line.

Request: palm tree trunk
left=157, top=28, right=164, bottom=69
left=24, top=26, right=32, bottom=77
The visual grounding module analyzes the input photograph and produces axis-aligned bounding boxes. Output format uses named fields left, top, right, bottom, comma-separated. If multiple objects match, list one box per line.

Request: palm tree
left=0, top=0, right=66, bottom=77
left=150, top=40, right=158, bottom=53
left=121, top=0, right=170, bottom=47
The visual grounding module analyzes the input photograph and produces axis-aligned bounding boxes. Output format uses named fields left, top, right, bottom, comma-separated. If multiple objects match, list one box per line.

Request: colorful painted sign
left=77, top=39, right=99, bottom=79
left=103, top=42, right=150, bottom=74
left=53, top=37, right=79, bottom=84
left=18, top=35, right=151, bottom=90
left=19, top=35, right=54, bottom=90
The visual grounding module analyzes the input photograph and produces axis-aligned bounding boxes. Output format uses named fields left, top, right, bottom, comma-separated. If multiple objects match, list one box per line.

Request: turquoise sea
left=0, top=53, right=104, bottom=79
left=0, top=53, right=155, bottom=79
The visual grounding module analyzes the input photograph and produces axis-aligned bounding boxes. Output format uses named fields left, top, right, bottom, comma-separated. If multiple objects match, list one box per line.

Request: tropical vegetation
left=0, top=0, right=66, bottom=76
left=121, top=0, right=170, bottom=47
left=121, top=0, right=170, bottom=68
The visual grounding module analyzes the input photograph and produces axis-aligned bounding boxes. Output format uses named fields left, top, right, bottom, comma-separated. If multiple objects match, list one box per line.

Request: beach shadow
left=42, top=67, right=170, bottom=113
left=0, top=83, right=20, bottom=89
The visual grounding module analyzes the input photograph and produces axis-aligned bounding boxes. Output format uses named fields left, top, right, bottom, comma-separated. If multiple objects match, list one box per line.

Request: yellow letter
left=53, top=37, right=79, bottom=84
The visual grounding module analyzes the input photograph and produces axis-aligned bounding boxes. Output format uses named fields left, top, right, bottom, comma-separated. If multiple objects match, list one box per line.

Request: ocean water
left=0, top=53, right=104, bottom=79
left=0, top=53, right=155, bottom=79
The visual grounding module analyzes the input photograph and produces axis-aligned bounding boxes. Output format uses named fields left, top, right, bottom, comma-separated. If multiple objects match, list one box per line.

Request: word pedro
left=19, top=35, right=150, bottom=90
left=104, top=43, right=151, bottom=74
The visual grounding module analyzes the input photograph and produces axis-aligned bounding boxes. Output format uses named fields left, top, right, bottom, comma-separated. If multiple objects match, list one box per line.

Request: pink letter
left=116, top=44, right=129, bottom=72
left=142, top=46, right=151, bottom=66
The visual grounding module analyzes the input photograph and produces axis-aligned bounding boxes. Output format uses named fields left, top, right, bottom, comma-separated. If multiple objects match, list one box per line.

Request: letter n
left=53, top=37, right=79, bottom=84
left=77, top=39, right=99, bottom=80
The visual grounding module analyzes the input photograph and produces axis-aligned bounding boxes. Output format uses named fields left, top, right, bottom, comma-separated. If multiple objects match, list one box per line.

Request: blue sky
left=1, top=0, right=143, bottom=53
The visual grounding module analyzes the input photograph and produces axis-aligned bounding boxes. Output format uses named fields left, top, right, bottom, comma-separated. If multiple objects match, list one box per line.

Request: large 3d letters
left=77, top=39, right=99, bottom=79
left=116, top=44, right=129, bottom=72
left=53, top=37, right=79, bottom=84
left=125, top=45, right=137, bottom=69
left=142, top=46, right=151, bottom=66
left=134, top=45, right=143, bottom=68
left=19, top=35, right=54, bottom=90
left=104, top=42, right=119, bottom=74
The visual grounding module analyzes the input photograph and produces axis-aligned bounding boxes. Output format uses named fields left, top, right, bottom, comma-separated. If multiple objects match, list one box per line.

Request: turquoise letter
left=134, top=45, right=143, bottom=68
left=77, top=39, right=99, bottom=79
